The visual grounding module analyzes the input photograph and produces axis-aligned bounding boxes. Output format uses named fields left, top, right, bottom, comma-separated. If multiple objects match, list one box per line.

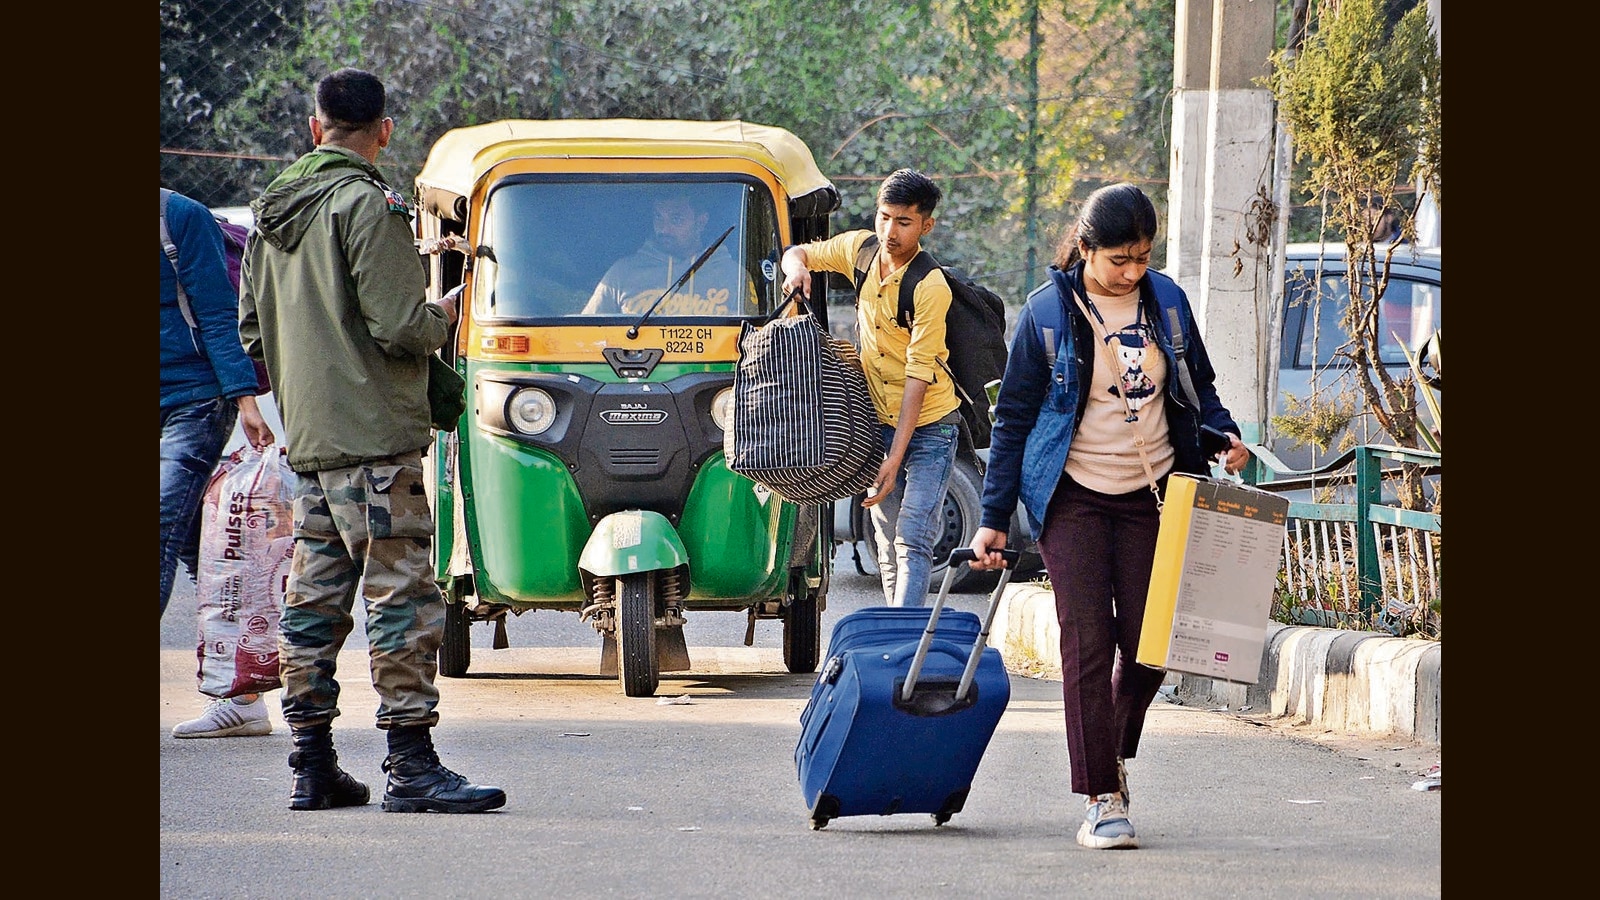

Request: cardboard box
left=1137, top=474, right=1289, bottom=684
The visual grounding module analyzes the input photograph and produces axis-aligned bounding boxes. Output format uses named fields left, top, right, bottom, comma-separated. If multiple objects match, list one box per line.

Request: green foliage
left=1268, top=0, right=1438, bottom=248
left=160, top=0, right=1180, bottom=308
left=1271, top=387, right=1357, bottom=456
left=1264, top=0, right=1440, bottom=499
left=159, top=0, right=305, bottom=207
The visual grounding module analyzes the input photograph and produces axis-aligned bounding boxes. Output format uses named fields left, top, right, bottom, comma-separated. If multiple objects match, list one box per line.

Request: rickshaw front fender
left=578, top=510, right=689, bottom=579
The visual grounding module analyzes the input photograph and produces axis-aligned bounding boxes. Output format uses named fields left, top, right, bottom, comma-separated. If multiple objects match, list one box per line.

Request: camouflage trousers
left=278, top=449, right=444, bottom=730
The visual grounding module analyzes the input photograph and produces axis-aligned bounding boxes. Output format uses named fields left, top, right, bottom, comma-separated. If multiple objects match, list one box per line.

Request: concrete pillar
left=1195, top=0, right=1276, bottom=436
left=1165, top=0, right=1213, bottom=299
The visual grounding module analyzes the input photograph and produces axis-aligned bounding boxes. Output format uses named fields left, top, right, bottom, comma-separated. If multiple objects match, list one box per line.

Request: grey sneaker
left=1077, top=792, right=1138, bottom=849
left=172, top=696, right=272, bottom=739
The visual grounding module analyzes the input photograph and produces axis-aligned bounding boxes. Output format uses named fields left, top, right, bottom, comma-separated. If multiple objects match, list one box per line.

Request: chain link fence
left=161, top=1, right=309, bottom=208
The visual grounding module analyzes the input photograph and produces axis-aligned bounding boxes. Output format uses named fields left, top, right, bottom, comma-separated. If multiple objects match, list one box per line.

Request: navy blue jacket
left=978, top=263, right=1240, bottom=540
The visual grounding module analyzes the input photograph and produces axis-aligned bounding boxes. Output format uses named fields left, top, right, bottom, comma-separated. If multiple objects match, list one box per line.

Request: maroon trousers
left=1037, top=473, right=1170, bottom=797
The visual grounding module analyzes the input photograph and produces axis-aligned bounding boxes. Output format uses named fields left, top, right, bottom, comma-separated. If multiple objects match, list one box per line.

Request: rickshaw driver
left=581, top=192, right=755, bottom=317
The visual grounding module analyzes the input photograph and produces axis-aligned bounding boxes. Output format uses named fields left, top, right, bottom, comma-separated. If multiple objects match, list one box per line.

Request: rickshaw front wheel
left=617, top=574, right=661, bottom=697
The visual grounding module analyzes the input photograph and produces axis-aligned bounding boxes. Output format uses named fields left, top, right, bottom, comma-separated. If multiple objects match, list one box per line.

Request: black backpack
left=852, top=235, right=1009, bottom=449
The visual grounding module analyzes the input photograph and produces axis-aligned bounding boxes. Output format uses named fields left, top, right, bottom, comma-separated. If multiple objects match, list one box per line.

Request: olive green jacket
left=240, top=146, right=448, bottom=473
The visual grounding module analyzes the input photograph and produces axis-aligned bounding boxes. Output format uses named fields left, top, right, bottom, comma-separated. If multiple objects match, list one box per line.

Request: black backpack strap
left=852, top=235, right=939, bottom=331
left=853, top=237, right=958, bottom=394
left=1165, top=304, right=1203, bottom=411
left=851, top=234, right=878, bottom=295
left=895, top=251, right=939, bottom=330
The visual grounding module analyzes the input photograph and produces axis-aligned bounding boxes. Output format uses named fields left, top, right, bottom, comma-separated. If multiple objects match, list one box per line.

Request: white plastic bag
left=193, top=444, right=295, bottom=698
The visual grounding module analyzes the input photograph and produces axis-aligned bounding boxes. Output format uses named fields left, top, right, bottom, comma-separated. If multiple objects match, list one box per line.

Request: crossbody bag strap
left=1064, top=283, right=1164, bottom=511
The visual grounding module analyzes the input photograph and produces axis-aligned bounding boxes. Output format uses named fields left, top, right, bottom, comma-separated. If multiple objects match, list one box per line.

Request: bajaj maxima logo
left=600, top=403, right=669, bottom=426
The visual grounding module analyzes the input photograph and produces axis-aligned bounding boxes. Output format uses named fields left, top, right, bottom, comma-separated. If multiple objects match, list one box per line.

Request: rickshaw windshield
left=473, top=177, right=781, bottom=323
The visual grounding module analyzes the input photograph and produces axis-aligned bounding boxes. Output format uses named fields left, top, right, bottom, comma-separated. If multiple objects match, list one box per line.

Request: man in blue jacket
left=160, top=187, right=277, bottom=736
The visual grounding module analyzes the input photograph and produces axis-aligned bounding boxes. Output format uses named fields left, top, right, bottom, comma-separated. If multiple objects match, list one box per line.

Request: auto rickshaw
left=413, top=120, right=840, bottom=696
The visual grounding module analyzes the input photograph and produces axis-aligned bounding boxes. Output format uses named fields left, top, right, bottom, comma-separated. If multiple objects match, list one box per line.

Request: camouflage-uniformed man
left=239, top=67, right=504, bottom=814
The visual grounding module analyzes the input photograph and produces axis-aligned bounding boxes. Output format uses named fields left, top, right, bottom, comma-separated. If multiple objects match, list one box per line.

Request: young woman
left=967, top=183, right=1249, bottom=849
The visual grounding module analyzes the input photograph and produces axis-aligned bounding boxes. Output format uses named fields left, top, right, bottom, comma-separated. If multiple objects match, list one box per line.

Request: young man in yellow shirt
left=780, top=169, right=960, bottom=607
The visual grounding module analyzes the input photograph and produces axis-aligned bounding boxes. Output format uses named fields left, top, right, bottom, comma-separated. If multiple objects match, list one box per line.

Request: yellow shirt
left=799, top=231, right=961, bottom=427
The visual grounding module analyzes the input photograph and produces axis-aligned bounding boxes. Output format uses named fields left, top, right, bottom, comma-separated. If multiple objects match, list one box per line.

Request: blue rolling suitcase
left=795, top=549, right=1021, bottom=830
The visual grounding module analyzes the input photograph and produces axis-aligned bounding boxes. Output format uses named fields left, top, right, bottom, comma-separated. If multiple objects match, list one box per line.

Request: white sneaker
left=172, top=696, right=272, bottom=739
left=1077, top=792, right=1138, bottom=849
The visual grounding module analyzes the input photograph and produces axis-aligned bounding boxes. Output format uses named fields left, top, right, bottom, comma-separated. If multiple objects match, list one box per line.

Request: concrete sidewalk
left=988, top=582, right=1441, bottom=747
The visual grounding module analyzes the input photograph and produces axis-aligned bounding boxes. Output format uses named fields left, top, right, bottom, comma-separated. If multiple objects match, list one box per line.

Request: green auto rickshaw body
left=415, top=120, right=839, bottom=695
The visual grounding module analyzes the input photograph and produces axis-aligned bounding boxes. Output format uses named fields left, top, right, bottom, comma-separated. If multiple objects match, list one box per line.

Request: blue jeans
left=870, top=417, right=959, bottom=607
left=160, top=397, right=237, bottom=618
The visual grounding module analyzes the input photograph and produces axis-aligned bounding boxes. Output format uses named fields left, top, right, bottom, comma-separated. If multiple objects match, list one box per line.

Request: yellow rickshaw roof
left=415, top=119, right=835, bottom=203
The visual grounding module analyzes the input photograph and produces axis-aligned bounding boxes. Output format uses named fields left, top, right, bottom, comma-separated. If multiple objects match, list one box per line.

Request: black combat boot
left=380, top=724, right=507, bottom=813
left=287, top=722, right=370, bottom=811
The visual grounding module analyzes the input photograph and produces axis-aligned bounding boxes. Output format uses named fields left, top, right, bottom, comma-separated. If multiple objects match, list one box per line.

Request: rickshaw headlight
left=507, top=387, right=557, bottom=435
left=710, top=387, right=735, bottom=433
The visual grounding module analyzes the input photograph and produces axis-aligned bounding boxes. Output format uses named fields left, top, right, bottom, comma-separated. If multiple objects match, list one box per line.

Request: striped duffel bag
left=724, top=302, right=883, bottom=504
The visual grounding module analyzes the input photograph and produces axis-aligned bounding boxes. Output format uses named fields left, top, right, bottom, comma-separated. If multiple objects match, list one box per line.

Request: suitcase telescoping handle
left=902, top=547, right=1023, bottom=703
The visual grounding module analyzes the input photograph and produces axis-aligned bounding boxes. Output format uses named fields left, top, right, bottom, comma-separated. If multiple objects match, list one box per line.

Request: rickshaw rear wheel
left=783, top=577, right=821, bottom=674
left=617, top=574, right=661, bottom=697
left=440, top=583, right=471, bottom=678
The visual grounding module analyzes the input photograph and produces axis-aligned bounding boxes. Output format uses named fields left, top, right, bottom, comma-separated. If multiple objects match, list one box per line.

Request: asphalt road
left=160, top=545, right=1441, bottom=899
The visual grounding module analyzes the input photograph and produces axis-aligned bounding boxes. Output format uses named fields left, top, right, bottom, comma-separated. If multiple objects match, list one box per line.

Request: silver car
left=1269, top=242, right=1441, bottom=472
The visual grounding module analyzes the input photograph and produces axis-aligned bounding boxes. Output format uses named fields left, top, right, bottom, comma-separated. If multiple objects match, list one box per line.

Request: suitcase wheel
left=809, top=795, right=839, bottom=831
left=933, top=788, right=968, bottom=826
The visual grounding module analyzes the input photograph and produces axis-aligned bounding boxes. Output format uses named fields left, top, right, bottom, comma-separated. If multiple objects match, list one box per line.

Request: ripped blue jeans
left=869, top=416, right=959, bottom=607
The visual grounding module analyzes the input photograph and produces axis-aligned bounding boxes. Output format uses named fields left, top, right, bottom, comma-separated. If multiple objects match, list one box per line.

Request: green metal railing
left=1240, top=444, right=1441, bottom=639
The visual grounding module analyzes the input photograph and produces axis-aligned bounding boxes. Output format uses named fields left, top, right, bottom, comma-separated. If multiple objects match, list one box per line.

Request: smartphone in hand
left=1200, top=424, right=1234, bottom=458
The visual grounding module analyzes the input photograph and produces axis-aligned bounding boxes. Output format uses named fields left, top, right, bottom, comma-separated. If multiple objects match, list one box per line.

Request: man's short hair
left=652, top=187, right=698, bottom=209
left=315, top=68, right=386, bottom=131
left=877, top=168, right=941, bottom=216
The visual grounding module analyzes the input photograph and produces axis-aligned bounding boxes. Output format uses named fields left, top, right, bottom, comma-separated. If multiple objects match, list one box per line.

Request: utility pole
left=1265, top=1, right=1310, bottom=444
left=1023, top=0, right=1041, bottom=290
